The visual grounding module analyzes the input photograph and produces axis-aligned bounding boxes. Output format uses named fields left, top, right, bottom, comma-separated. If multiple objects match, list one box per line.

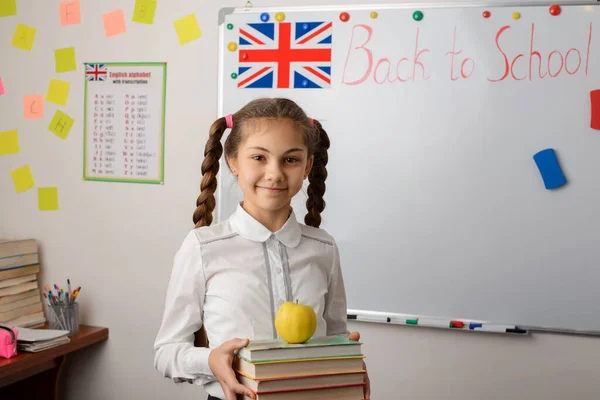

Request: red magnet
left=482, top=10, right=490, bottom=18
left=339, top=12, right=350, bottom=22
left=590, top=90, right=600, bottom=130
left=549, top=4, right=561, bottom=16
left=240, top=52, right=248, bottom=60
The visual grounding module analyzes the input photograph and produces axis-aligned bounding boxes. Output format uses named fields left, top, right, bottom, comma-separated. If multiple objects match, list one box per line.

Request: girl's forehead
left=241, top=118, right=306, bottom=147
left=243, top=117, right=296, bottom=134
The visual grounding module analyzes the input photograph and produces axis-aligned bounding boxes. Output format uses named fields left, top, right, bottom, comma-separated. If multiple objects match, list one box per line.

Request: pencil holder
left=49, top=303, right=79, bottom=336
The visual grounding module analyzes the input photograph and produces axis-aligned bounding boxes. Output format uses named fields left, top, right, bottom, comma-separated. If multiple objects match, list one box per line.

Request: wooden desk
left=0, top=324, right=109, bottom=400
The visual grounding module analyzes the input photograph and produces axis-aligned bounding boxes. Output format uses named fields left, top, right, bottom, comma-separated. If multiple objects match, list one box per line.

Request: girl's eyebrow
left=247, top=146, right=304, bottom=154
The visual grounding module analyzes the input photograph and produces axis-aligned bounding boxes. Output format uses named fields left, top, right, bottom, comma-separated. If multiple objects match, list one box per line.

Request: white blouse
left=153, top=203, right=349, bottom=399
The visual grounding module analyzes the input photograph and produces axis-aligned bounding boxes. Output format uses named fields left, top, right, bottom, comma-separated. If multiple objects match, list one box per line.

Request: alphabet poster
left=83, top=62, right=166, bottom=184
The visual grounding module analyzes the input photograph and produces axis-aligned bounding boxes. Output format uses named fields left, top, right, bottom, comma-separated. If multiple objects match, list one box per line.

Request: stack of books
left=0, top=239, right=46, bottom=328
left=234, top=335, right=366, bottom=400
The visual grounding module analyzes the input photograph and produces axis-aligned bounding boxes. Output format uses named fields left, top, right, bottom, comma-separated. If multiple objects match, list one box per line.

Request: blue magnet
left=260, top=12, right=269, bottom=22
left=301, top=79, right=309, bottom=87
left=533, top=148, right=567, bottom=190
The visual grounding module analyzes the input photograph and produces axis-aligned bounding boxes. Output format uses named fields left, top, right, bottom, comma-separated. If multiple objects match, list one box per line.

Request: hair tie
left=308, top=117, right=314, bottom=125
left=225, top=114, right=234, bottom=129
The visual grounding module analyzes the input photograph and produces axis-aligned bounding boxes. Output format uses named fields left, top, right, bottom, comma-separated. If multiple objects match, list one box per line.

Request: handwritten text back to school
left=342, top=23, right=593, bottom=85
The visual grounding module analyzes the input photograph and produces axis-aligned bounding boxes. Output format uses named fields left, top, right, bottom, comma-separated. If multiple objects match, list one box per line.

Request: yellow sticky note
left=133, top=0, right=156, bottom=24
left=11, top=165, right=35, bottom=193
left=103, top=9, right=126, bottom=37
left=55, top=47, right=76, bottom=73
left=0, top=0, right=17, bottom=17
left=60, top=1, right=81, bottom=26
left=48, top=110, right=74, bottom=140
left=0, top=130, right=19, bottom=155
left=46, top=79, right=70, bottom=106
left=24, top=95, right=44, bottom=119
left=12, top=23, right=36, bottom=51
left=174, top=14, right=201, bottom=45
left=38, top=187, right=59, bottom=211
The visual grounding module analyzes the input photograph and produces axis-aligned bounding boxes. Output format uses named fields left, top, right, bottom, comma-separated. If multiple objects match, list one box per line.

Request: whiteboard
left=217, top=3, right=600, bottom=334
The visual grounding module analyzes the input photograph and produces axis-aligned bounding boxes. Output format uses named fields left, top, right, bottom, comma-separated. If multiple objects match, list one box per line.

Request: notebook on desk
left=17, top=327, right=69, bottom=342
left=16, top=327, right=70, bottom=352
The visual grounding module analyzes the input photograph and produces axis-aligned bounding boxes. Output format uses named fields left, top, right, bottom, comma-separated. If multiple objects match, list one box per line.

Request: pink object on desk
left=0, top=326, right=18, bottom=359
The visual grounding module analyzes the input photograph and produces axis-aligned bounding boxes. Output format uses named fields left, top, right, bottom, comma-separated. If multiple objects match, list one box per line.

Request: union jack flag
left=237, top=21, right=332, bottom=89
left=86, top=64, right=108, bottom=82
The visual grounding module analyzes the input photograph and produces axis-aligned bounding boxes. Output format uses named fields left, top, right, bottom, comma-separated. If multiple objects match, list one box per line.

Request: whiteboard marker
left=347, top=314, right=391, bottom=323
left=450, top=321, right=465, bottom=329
left=472, top=325, right=522, bottom=333
left=415, top=319, right=452, bottom=329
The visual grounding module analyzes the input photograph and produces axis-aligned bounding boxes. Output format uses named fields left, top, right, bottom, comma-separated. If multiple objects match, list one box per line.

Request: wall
left=1, top=0, right=598, bottom=399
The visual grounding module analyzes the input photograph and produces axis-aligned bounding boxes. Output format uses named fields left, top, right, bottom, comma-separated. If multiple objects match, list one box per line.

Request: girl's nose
left=265, top=162, right=284, bottom=181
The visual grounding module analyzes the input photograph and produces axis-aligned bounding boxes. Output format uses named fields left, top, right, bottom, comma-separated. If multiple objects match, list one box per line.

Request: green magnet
left=413, top=11, right=423, bottom=21
left=227, top=23, right=234, bottom=30
left=231, top=72, right=238, bottom=79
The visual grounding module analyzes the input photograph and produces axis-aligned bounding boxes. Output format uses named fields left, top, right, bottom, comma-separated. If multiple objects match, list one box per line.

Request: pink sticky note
left=24, top=95, right=44, bottom=119
left=0, top=76, right=4, bottom=96
left=60, top=1, right=81, bottom=26
left=103, top=9, right=126, bottom=37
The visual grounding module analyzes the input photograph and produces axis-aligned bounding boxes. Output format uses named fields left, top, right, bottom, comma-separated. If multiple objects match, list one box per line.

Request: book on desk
left=0, top=239, right=46, bottom=329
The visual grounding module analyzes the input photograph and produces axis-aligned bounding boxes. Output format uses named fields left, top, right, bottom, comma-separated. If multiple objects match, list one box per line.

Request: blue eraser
left=469, top=323, right=482, bottom=330
left=533, top=148, right=566, bottom=190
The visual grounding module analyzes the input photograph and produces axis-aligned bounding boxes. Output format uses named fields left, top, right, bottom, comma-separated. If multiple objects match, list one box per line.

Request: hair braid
left=304, top=120, right=330, bottom=228
left=193, top=118, right=227, bottom=228
left=192, top=118, right=228, bottom=349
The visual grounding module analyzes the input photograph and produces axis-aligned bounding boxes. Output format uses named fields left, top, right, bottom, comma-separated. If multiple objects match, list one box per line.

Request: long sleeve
left=323, top=239, right=350, bottom=336
left=154, top=230, right=215, bottom=385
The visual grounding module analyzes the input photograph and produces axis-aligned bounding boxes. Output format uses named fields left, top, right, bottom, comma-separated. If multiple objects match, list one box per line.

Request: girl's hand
left=348, top=331, right=371, bottom=400
left=208, top=338, right=256, bottom=400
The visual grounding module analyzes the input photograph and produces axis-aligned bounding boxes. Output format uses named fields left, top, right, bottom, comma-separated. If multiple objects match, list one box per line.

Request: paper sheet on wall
left=83, top=62, right=166, bottom=184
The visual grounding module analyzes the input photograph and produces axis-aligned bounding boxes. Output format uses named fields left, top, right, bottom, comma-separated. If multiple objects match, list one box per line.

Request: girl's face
left=228, top=118, right=313, bottom=219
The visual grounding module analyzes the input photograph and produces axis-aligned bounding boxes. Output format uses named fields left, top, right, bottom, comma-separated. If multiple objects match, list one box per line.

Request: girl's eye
left=285, top=157, right=298, bottom=163
left=252, top=155, right=264, bottom=161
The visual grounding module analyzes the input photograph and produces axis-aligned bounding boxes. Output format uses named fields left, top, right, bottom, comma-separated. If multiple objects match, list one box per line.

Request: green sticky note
left=46, top=79, right=70, bottom=106
left=12, top=23, right=36, bottom=51
left=133, top=0, right=156, bottom=24
left=11, top=165, right=35, bottom=193
left=0, top=130, right=19, bottom=155
left=0, top=0, right=16, bottom=17
left=48, top=110, right=74, bottom=140
left=174, top=14, right=201, bottom=45
left=38, top=187, right=59, bottom=211
left=55, top=47, right=77, bottom=73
